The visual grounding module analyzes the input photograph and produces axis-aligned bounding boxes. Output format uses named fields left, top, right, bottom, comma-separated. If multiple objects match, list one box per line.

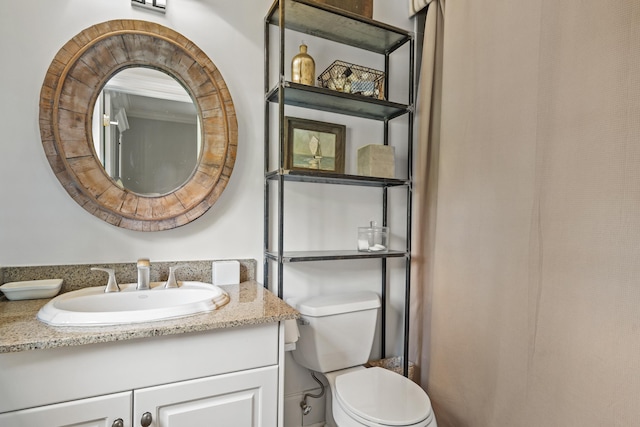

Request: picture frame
left=284, top=117, right=346, bottom=174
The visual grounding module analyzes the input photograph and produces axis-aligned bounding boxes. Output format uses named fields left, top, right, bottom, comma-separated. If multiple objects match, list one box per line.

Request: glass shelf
left=265, top=170, right=408, bottom=187
left=266, top=0, right=411, bottom=54
left=265, top=249, right=407, bottom=263
left=266, top=82, right=410, bottom=121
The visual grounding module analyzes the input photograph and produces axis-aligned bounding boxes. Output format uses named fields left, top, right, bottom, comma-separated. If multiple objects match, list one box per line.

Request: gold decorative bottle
left=291, top=43, right=315, bottom=86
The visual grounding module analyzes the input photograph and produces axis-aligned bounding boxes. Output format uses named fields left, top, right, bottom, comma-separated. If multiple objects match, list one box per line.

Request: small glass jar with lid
left=357, top=221, right=388, bottom=252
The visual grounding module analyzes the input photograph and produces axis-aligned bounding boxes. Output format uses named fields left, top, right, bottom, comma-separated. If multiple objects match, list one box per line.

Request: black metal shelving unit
left=265, top=82, right=409, bottom=120
left=264, top=0, right=415, bottom=376
left=265, top=169, right=409, bottom=187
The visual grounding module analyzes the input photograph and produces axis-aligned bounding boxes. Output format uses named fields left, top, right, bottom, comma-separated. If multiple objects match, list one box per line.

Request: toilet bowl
left=288, top=292, right=437, bottom=427
left=324, top=366, right=436, bottom=427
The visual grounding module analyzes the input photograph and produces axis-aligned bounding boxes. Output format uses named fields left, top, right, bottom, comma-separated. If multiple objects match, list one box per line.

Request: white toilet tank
left=289, top=291, right=380, bottom=373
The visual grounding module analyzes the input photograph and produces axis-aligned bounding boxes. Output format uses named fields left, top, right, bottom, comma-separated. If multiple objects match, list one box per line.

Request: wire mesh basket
left=317, top=60, right=385, bottom=100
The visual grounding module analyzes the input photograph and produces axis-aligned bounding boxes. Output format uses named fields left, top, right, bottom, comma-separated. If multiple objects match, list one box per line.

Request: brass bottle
left=291, top=44, right=315, bottom=86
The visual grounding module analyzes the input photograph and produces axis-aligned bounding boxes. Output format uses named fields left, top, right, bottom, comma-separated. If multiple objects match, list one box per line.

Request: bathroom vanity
left=0, top=281, right=298, bottom=427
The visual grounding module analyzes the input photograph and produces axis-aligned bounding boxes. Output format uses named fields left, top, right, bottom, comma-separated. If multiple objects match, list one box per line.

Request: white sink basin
left=37, top=281, right=230, bottom=326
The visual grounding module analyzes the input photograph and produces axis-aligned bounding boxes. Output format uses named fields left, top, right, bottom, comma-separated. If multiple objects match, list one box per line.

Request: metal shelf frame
left=263, top=0, right=415, bottom=376
left=265, top=169, right=409, bottom=187
left=266, top=81, right=410, bottom=121
left=265, top=249, right=408, bottom=263
left=265, top=0, right=411, bottom=54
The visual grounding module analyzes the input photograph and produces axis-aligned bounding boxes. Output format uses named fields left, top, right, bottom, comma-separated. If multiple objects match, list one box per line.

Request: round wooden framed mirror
left=40, top=20, right=237, bottom=231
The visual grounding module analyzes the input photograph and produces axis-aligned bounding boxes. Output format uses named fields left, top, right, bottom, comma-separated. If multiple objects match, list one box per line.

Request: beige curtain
left=409, top=0, right=430, bottom=16
left=409, top=0, right=445, bottom=388
left=411, top=1, right=640, bottom=426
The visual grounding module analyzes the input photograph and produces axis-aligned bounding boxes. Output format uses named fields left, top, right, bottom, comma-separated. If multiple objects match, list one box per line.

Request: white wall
left=0, top=1, right=413, bottom=425
left=0, top=0, right=411, bottom=268
left=0, top=0, right=271, bottom=266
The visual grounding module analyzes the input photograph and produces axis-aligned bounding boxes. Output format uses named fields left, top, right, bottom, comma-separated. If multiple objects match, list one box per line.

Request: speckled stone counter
left=0, top=281, right=299, bottom=353
left=0, top=259, right=257, bottom=295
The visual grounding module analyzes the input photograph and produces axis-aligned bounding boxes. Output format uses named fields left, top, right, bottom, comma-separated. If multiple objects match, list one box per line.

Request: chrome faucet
left=136, top=258, right=151, bottom=290
left=164, top=265, right=186, bottom=289
left=91, top=267, right=120, bottom=293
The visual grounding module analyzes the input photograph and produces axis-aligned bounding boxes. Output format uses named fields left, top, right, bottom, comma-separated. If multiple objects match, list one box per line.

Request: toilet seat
left=334, top=367, right=433, bottom=426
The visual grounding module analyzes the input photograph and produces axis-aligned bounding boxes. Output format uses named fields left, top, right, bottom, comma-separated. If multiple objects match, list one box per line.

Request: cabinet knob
left=141, top=412, right=153, bottom=427
left=112, top=419, right=124, bottom=427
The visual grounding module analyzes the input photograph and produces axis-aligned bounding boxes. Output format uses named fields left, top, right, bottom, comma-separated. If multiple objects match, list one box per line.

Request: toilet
left=289, top=291, right=437, bottom=427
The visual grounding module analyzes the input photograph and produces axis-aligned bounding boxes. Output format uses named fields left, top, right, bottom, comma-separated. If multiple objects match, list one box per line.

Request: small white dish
left=0, top=279, right=63, bottom=301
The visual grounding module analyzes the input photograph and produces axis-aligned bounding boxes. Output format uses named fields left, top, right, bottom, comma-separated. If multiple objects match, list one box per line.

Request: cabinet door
left=0, top=391, right=132, bottom=427
left=134, top=366, right=278, bottom=427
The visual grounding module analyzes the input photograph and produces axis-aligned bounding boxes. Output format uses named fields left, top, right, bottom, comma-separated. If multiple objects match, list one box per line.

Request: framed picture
left=284, top=117, right=346, bottom=174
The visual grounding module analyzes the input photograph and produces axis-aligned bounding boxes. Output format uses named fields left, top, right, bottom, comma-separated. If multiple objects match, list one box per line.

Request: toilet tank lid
left=289, top=291, right=380, bottom=317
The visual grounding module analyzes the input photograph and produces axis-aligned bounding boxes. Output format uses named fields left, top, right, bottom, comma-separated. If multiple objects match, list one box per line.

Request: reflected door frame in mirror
left=95, top=67, right=200, bottom=196
left=40, top=20, right=237, bottom=231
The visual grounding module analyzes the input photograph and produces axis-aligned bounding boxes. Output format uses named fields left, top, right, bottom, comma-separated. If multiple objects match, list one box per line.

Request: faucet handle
left=91, top=267, right=120, bottom=293
left=164, top=264, right=187, bottom=289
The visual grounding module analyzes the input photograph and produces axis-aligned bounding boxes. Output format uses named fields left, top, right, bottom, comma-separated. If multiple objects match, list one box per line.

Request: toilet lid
left=335, top=367, right=432, bottom=426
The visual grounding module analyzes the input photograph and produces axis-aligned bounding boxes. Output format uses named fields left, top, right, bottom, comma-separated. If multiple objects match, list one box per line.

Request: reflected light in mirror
left=92, top=67, right=201, bottom=196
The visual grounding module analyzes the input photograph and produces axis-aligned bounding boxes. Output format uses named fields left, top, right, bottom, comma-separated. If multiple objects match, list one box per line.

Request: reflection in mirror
left=92, top=68, right=201, bottom=196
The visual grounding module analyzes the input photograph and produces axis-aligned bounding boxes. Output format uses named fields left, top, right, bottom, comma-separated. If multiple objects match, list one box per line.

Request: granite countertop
left=0, top=281, right=299, bottom=353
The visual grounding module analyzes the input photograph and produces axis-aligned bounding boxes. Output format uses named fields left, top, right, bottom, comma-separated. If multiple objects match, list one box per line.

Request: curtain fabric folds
left=410, top=0, right=432, bottom=16
left=408, top=1, right=640, bottom=426
left=409, top=0, right=445, bottom=389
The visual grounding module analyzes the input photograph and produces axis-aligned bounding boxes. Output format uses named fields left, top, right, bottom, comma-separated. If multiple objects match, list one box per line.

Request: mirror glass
left=92, top=68, right=201, bottom=196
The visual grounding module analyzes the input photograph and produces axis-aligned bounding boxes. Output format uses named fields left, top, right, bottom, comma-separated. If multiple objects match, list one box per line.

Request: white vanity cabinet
left=0, top=367, right=277, bottom=427
left=134, top=365, right=277, bottom=426
left=0, top=392, right=132, bottom=427
left=0, top=323, right=284, bottom=427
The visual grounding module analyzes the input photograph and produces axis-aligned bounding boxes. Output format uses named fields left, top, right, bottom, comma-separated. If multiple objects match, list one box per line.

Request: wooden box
left=311, top=0, right=373, bottom=19
left=357, top=144, right=395, bottom=178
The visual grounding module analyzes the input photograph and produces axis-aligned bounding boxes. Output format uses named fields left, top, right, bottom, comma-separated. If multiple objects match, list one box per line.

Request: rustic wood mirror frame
left=40, top=20, right=237, bottom=231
